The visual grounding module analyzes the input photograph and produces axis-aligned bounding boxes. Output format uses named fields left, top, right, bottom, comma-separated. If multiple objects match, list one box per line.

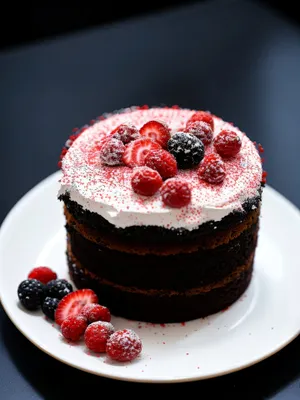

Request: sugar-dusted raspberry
left=198, top=153, right=226, bottom=184
left=106, top=329, right=142, bottom=362
left=99, top=138, right=125, bottom=166
left=28, top=266, right=57, bottom=285
left=84, top=321, right=115, bottom=353
left=111, top=123, right=140, bottom=144
left=161, top=179, right=191, bottom=208
left=131, top=167, right=163, bottom=196
left=144, top=149, right=177, bottom=179
left=80, top=303, right=111, bottom=323
left=184, top=120, right=213, bottom=145
left=214, top=130, right=241, bottom=158
left=187, top=111, right=214, bottom=130
left=61, top=315, right=88, bottom=342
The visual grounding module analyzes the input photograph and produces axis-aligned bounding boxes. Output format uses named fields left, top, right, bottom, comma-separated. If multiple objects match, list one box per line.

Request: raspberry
left=167, top=132, right=204, bottom=169
left=80, top=303, right=111, bottom=323
left=111, top=124, right=140, bottom=144
left=84, top=321, right=115, bottom=353
left=161, top=179, right=191, bottom=208
left=28, top=266, right=57, bottom=285
left=198, top=153, right=226, bottom=184
left=144, top=149, right=177, bottom=179
left=184, top=121, right=213, bottom=145
left=99, top=138, right=125, bottom=166
left=131, top=167, right=163, bottom=196
left=61, top=315, right=88, bottom=342
left=187, top=111, right=214, bottom=129
left=106, top=329, right=142, bottom=362
left=214, top=130, right=241, bottom=158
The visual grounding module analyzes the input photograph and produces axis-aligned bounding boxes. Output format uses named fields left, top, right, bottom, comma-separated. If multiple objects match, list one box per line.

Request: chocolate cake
left=58, top=106, right=264, bottom=323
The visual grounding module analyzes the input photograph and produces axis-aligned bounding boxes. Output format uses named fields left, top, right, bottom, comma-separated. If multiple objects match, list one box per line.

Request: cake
left=58, top=105, right=264, bottom=323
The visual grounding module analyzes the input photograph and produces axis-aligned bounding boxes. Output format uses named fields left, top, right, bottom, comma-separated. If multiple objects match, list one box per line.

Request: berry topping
left=111, top=123, right=140, bottom=144
left=55, top=288, right=98, bottom=326
left=187, top=111, right=214, bottom=129
left=61, top=315, right=88, bottom=342
left=84, top=321, right=115, bottom=353
left=28, top=266, right=57, bottom=285
left=99, top=138, right=125, bottom=166
left=161, top=179, right=191, bottom=208
left=41, top=297, right=60, bottom=320
left=106, top=329, right=142, bottom=362
left=131, top=167, right=163, bottom=196
left=46, top=279, right=73, bottom=300
left=80, top=303, right=111, bottom=323
left=184, top=120, right=213, bottom=145
left=167, top=132, right=205, bottom=169
left=17, top=279, right=46, bottom=310
left=144, top=149, right=177, bottom=179
left=214, top=130, right=242, bottom=158
left=198, top=153, right=226, bottom=184
left=123, top=138, right=161, bottom=168
left=139, top=120, right=171, bottom=148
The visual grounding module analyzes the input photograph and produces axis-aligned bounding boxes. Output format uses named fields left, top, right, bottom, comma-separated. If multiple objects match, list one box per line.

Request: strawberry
left=144, top=149, right=177, bottom=179
left=28, top=266, right=57, bottom=285
left=123, top=138, right=161, bottom=168
left=131, top=167, right=163, bottom=196
left=139, top=120, right=171, bottom=148
left=187, top=111, right=214, bottom=130
left=55, top=289, right=98, bottom=326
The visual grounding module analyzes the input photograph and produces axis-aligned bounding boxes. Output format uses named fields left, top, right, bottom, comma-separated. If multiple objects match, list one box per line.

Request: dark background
left=1, top=0, right=300, bottom=399
left=1, top=0, right=300, bottom=51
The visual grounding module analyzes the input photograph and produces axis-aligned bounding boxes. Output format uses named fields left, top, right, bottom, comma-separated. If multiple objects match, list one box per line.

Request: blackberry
left=41, top=297, right=60, bottom=320
left=167, top=132, right=205, bottom=169
left=17, top=279, right=46, bottom=310
left=46, top=279, right=73, bottom=299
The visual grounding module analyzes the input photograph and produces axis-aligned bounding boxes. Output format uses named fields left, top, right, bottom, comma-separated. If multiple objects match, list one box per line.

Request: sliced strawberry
left=123, top=138, right=161, bottom=168
left=55, top=289, right=98, bottom=326
left=139, top=120, right=171, bottom=148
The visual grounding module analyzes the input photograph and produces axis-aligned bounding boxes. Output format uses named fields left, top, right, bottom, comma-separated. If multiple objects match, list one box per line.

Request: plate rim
left=0, top=171, right=300, bottom=383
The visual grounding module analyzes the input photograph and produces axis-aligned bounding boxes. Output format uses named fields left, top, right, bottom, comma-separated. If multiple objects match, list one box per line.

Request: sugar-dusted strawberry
left=161, top=179, right=191, bottom=208
left=131, top=167, right=163, bottom=196
left=55, top=289, right=98, bottom=326
left=80, top=303, right=111, bottom=323
left=99, top=138, right=125, bottom=166
left=187, top=111, right=214, bottom=130
left=214, top=130, right=241, bottom=158
left=184, top=120, right=213, bottom=145
left=198, top=153, right=226, bottom=184
left=28, top=266, right=57, bottom=285
left=139, top=120, right=171, bottom=148
left=144, top=149, right=177, bottom=179
left=61, top=315, right=88, bottom=342
left=123, top=138, right=161, bottom=168
left=106, top=329, right=142, bottom=362
left=111, top=123, right=140, bottom=144
left=84, top=321, right=115, bottom=353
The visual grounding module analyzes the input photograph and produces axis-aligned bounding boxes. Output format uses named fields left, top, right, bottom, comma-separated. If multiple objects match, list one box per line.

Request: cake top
left=58, top=106, right=263, bottom=230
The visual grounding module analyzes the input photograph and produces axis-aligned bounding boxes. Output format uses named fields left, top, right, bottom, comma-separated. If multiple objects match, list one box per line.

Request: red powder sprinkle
left=162, top=341, right=166, bottom=344
left=90, top=119, right=96, bottom=124
left=172, top=105, right=180, bottom=109
left=72, top=127, right=78, bottom=132
left=186, top=353, right=189, bottom=356
left=181, top=322, right=186, bottom=326
left=258, top=143, right=264, bottom=153
left=222, top=306, right=229, bottom=312
left=160, top=323, right=166, bottom=328
left=139, top=105, right=149, bottom=110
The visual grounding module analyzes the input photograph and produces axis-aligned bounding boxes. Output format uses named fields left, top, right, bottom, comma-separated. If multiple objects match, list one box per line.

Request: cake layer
left=68, top=246, right=254, bottom=323
left=66, top=222, right=258, bottom=289
left=63, top=201, right=260, bottom=255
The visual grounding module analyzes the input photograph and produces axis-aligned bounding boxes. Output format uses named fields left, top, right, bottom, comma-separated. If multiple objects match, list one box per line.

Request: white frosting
left=58, top=107, right=262, bottom=230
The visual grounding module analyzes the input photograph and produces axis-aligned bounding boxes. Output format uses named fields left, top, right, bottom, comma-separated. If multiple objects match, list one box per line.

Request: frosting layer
left=59, top=107, right=262, bottom=230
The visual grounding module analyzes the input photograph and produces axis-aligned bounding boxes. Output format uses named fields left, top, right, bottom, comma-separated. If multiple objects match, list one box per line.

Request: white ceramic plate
left=0, top=171, right=300, bottom=383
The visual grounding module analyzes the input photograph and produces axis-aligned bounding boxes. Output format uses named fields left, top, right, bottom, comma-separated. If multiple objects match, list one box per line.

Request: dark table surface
left=1, top=0, right=300, bottom=398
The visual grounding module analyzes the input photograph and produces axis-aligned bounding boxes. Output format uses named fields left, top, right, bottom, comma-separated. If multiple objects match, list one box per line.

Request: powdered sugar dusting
left=59, top=107, right=262, bottom=230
